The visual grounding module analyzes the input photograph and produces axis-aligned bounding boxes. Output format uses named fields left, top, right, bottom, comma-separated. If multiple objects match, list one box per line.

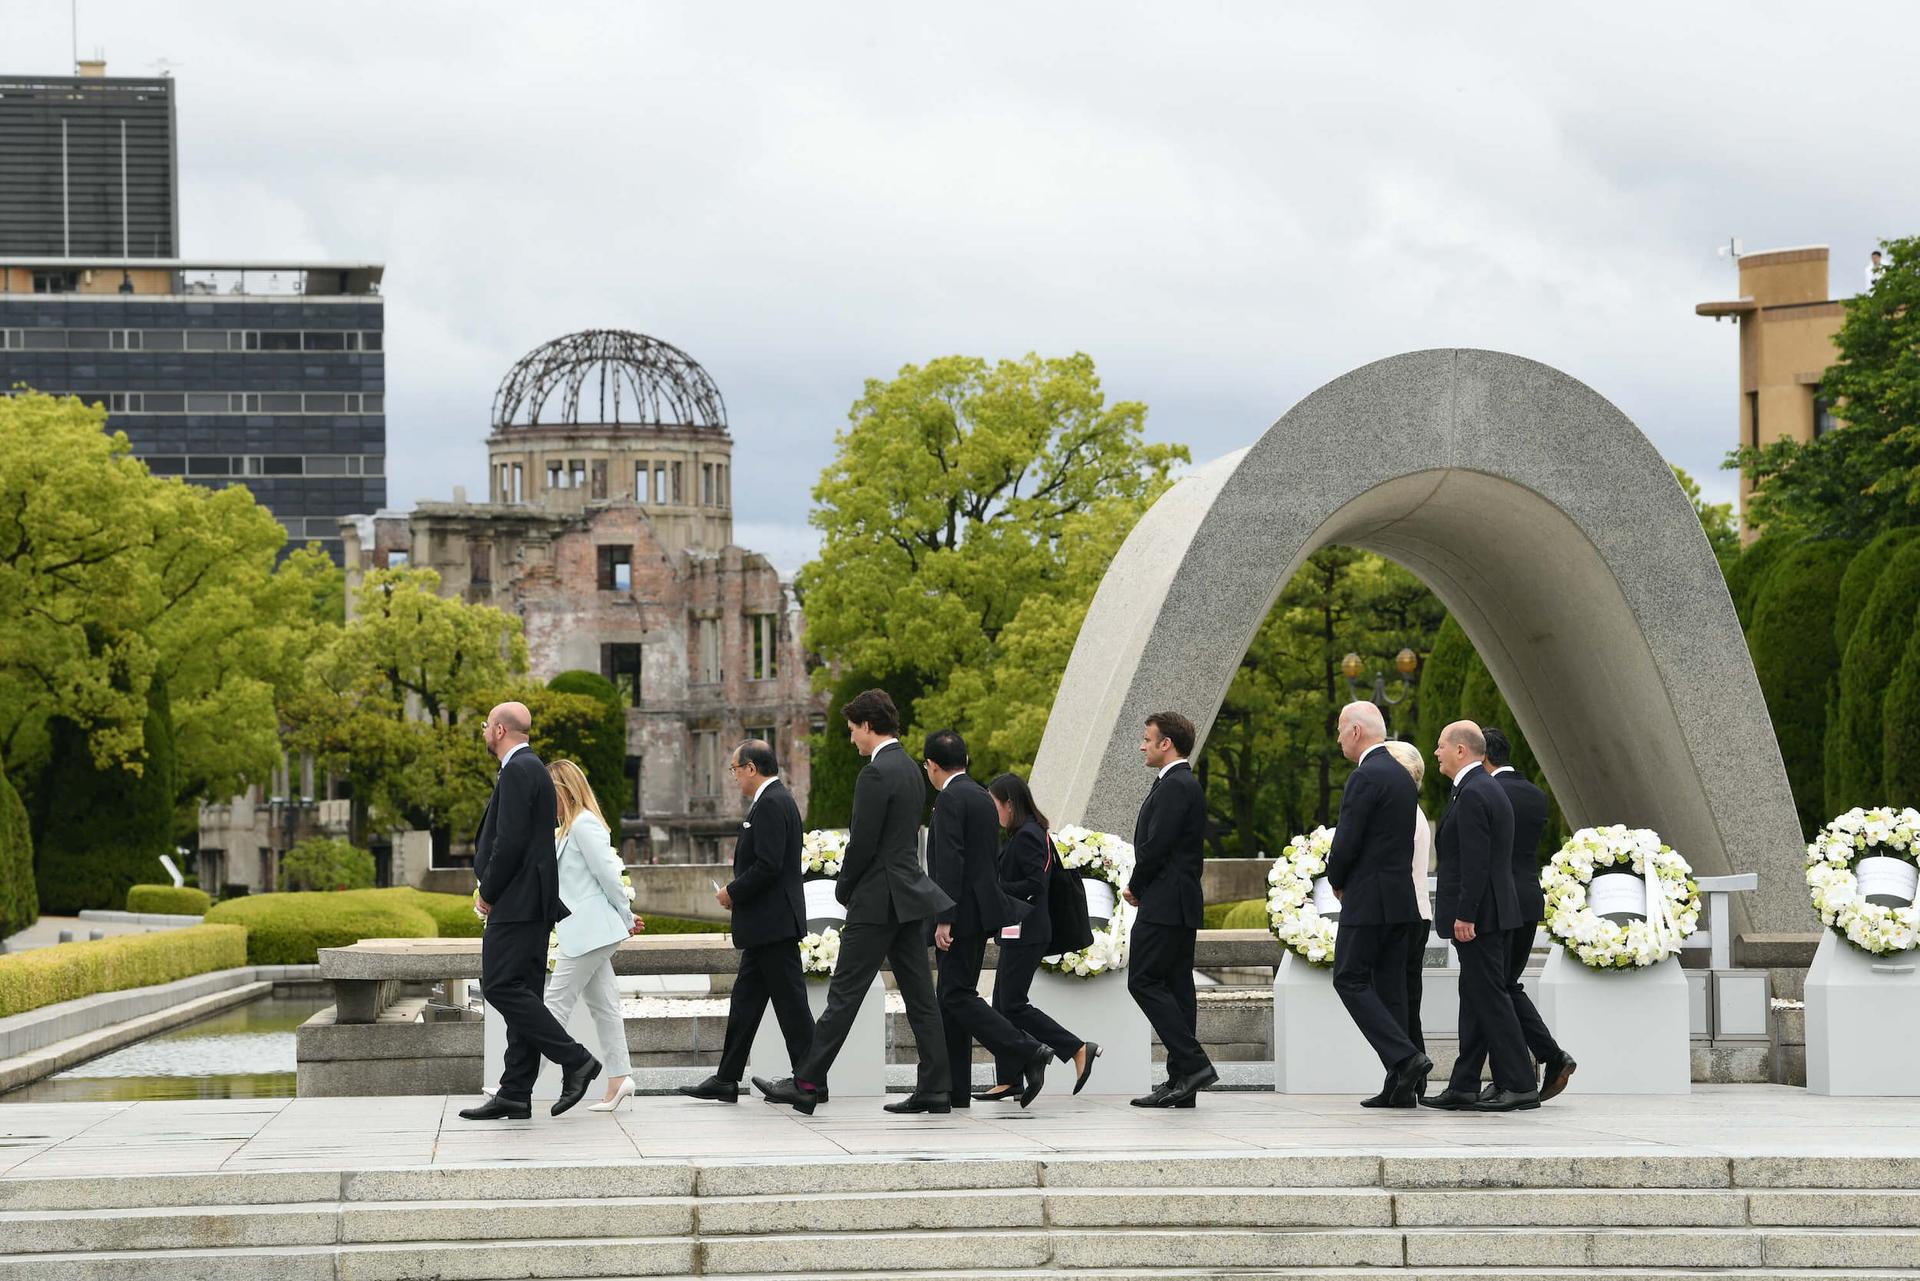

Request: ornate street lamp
left=1341, top=648, right=1420, bottom=736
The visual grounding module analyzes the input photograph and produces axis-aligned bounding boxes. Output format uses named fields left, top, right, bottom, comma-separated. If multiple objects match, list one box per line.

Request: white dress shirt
left=499, top=741, right=531, bottom=769
left=1158, top=757, right=1189, bottom=778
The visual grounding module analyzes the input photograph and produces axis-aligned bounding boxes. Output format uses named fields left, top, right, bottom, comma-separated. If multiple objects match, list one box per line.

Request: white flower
left=1543, top=826, right=1700, bottom=971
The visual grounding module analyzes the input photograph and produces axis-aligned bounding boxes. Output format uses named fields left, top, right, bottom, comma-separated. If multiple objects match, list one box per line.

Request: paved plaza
left=3, top=1085, right=1914, bottom=1179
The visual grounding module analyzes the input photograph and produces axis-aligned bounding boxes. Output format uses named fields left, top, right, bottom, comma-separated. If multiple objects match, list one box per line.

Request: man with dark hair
left=755, top=690, right=955, bottom=1114
left=1424, top=721, right=1536, bottom=1112
left=924, top=730, right=1051, bottom=1107
left=679, top=740, right=813, bottom=1104
left=1123, top=711, right=1216, bottom=1107
left=1481, top=728, right=1575, bottom=1101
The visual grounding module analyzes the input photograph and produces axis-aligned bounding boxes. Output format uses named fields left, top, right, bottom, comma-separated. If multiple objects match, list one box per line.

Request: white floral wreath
left=802, top=828, right=848, bottom=878
left=799, top=927, right=840, bottom=978
left=1805, top=808, right=1920, bottom=956
left=1542, top=825, right=1700, bottom=969
left=1043, top=826, right=1135, bottom=978
left=1265, top=826, right=1338, bottom=966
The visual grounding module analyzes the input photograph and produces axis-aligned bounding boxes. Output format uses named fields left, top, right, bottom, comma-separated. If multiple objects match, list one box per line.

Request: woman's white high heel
left=587, top=1077, right=636, bottom=1112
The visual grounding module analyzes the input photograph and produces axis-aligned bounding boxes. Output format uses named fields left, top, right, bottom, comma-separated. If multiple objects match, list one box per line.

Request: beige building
left=1697, top=245, right=1846, bottom=536
left=340, top=330, right=824, bottom=868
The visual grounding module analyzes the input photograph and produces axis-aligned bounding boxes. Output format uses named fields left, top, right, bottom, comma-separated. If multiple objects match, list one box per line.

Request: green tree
left=288, top=568, right=529, bottom=859
left=1673, top=465, right=1740, bottom=573
left=33, top=672, right=177, bottom=913
left=1415, top=615, right=1476, bottom=815
left=1833, top=529, right=1920, bottom=656
left=1724, top=533, right=1798, bottom=632
left=1733, top=234, right=1920, bottom=540
left=1744, top=540, right=1856, bottom=834
left=277, top=836, right=376, bottom=892
left=798, top=353, right=1185, bottom=776
left=0, top=758, right=35, bottom=937
left=1828, top=539, right=1920, bottom=813
left=540, top=671, right=629, bottom=825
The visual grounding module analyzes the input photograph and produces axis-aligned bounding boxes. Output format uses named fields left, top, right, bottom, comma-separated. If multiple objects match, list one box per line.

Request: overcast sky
left=10, top=1, right=1915, bottom=573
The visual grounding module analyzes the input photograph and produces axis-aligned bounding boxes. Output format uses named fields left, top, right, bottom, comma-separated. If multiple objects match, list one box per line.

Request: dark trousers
left=1447, top=929, right=1533, bottom=1093
left=1506, top=923, right=1561, bottom=1066
left=1127, top=920, right=1210, bottom=1079
left=992, top=941, right=1084, bottom=1085
left=797, top=906, right=949, bottom=1094
left=482, top=919, right=589, bottom=1103
left=1405, top=920, right=1430, bottom=1049
left=937, top=934, right=1041, bottom=1097
left=1332, top=920, right=1420, bottom=1071
left=716, top=940, right=815, bottom=1083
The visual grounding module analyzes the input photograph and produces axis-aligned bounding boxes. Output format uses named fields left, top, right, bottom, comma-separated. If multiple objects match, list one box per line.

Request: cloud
left=13, top=0, right=1915, bottom=551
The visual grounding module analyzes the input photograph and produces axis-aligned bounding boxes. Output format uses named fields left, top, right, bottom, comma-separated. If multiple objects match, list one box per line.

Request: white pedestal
left=747, top=973, right=887, bottom=1097
left=1030, top=968, right=1153, bottom=1096
left=1272, top=949, right=1387, bottom=1093
left=481, top=990, right=601, bottom=1103
left=1806, top=931, right=1920, bottom=1096
left=1536, top=947, right=1690, bottom=1094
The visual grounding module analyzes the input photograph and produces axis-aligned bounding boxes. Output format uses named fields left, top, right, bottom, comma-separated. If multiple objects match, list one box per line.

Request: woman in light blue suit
left=547, top=758, right=643, bottom=1111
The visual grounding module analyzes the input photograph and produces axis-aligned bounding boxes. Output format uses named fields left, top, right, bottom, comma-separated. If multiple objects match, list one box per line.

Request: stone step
left=0, top=1236, right=696, bottom=1281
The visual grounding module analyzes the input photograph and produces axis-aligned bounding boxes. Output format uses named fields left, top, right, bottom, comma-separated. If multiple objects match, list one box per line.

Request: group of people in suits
left=1325, top=701, right=1578, bottom=1112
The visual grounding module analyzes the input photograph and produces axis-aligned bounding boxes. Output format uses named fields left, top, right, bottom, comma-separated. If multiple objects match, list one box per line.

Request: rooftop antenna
left=1716, top=236, right=1743, bottom=265
left=70, top=0, right=77, bottom=74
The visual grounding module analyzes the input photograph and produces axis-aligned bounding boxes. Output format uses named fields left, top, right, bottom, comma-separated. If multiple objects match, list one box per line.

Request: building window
left=569, top=459, right=587, bottom=489
left=702, top=463, right=715, bottom=507
left=511, top=463, right=524, bottom=503
left=696, top=617, right=721, bottom=684
left=605, top=643, right=643, bottom=707
left=468, top=539, right=493, bottom=587
left=591, top=460, right=608, bottom=500
left=598, top=545, right=633, bottom=592
left=548, top=462, right=564, bottom=490
left=693, top=730, right=720, bottom=796
left=749, top=614, right=779, bottom=681
left=635, top=463, right=652, bottom=503
left=671, top=462, right=684, bottom=504
left=1814, top=387, right=1839, bottom=439
left=720, top=464, right=730, bottom=507
left=654, top=464, right=668, bottom=504
left=623, top=755, right=643, bottom=819
left=745, top=724, right=777, bottom=760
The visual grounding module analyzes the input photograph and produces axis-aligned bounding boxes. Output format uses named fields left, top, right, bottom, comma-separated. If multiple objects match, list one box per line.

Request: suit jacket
left=930, top=773, right=1022, bottom=939
left=1128, top=760, right=1206, bottom=930
left=1324, top=744, right=1422, bottom=926
left=475, top=746, right=569, bottom=925
left=1433, top=763, right=1520, bottom=937
left=1493, top=768, right=1549, bottom=922
left=726, top=778, right=807, bottom=950
left=836, top=741, right=953, bottom=925
left=996, top=819, right=1053, bottom=952
left=553, top=812, right=633, bottom=957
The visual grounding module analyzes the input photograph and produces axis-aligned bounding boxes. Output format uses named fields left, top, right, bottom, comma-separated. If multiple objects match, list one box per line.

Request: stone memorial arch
left=1030, top=348, right=1809, bottom=933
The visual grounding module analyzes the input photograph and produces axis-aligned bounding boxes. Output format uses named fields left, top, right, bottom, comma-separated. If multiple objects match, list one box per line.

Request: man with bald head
left=460, top=702, right=600, bottom=1121
left=1326, top=702, right=1431, bottom=1107
left=1424, top=720, right=1536, bottom=1112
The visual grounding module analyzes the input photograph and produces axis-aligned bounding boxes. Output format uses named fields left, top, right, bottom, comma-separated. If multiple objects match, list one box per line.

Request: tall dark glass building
left=1, top=67, right=385, bottom=562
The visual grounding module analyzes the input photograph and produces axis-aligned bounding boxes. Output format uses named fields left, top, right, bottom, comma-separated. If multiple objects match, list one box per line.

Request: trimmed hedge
left=1828, top=539, right=1920, bottom=814
left=372, top=886, right=485, bottom=939
left=1204, top=898, right=1261, bottom=930
left=543, top=671, right=629, bottom=830
left=125, top=884, right=212, bottom=916
left=1220, top=899, right=1270, bottom=931
left=634, top=912, right=726, bottom=934
left=1725, top=533, right=1797, bottom=631
left=206, top=891, right=437, bottom=964
left=278, top=837, right=375, bottom=892
left=0, top=924, right=247, bottom=1018
left=1833, top=528, right=1920, bottom=655
left=1747, top=539, right=1856, bottom=835
left=0, top=760, right=34, bottom=938
left=1415, top=616, right=1476, bottom=816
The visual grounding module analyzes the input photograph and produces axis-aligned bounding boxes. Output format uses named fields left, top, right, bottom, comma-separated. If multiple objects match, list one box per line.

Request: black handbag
left=1044, top=836, right=1096, bottom=954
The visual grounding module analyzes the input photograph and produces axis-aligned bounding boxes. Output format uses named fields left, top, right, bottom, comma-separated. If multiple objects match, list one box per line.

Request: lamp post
left=1341, top=647, right=1420, bottom=736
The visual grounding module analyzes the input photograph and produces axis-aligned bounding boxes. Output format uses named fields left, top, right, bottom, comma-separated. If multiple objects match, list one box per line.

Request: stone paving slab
left=1, top=1085, right=1917, bottom=1178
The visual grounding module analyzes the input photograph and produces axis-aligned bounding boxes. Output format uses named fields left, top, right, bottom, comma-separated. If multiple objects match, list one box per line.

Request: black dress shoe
left=1539, top=1052, right=1578, bottom=1101
left=973, top=1085, right=1021, bottom=1102
left=1072, top=1042, right=1102, bottom=1094
left=675, top=1074, right=739, bottom=1103
left=1162, top=1064, right=1219, bottom=1106
left=1386, top=1052, right=1433, bottom=1107
left=1019, top=1046, right=1050, bottom=1107
left=882, top=1092, right=951, bottom=1114
left=1360, top=1065, right=1396, bottom=1108
left=458, top=1096, right=531, bottom=1121
left=750, top=1075, right=819, bottom=1115
left=1477, top=1082, right=1499, bottom=1103
left=1130, top=1082, right=1197, bottom=1109
left=1476, top=1087, right=1542, bottom=1112
left=551, top=1053, right=601, bottom=1117
left=1418, top=1087, right=1482, bottom=1110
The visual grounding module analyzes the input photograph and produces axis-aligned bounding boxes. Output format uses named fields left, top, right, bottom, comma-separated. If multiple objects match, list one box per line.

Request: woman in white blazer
left=1382, top=740, right=1433, bottom=1054
left=547, top=758, right=643, bottom=1111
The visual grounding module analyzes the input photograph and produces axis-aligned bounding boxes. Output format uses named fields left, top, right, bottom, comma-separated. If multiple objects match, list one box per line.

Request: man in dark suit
left=460, top=702, right=600, bottom=1121
left=1483, top=728, right=1576, bottom=1101
left=679, top=739, right=814, bottom=1104
left=1422, top=721, right=1538, bottom=1112
left=1124, top=711, right=1217, bottom=1108
left=755, top=689, right=954, bottom=1114
left=1325, top=702, right=1432, bottom=1108
left=924, top=729, right=1050, bottom=1109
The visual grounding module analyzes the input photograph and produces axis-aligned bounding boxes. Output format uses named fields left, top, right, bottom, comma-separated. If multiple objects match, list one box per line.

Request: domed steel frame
left=490, top=329, right=728, bottom=431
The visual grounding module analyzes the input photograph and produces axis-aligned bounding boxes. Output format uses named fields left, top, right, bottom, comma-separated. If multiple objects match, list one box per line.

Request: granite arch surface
left=1030, top=349, right=1808, bottom=932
